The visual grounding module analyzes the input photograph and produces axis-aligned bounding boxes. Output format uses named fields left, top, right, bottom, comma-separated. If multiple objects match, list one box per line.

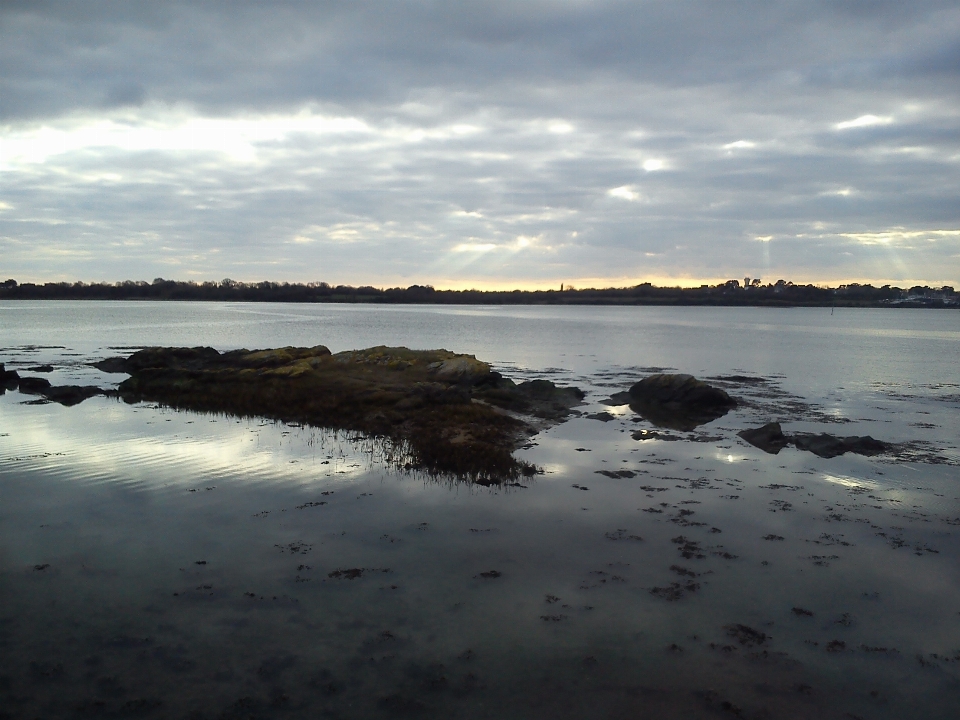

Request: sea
left=1, top=301, right=959, bottom=719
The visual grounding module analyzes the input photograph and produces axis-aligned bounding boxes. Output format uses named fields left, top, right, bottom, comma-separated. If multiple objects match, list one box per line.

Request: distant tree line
left=0, top=277, right=956, bottom=307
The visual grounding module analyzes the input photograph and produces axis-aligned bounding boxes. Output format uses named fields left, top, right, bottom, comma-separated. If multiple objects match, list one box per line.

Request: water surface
left=2, top=302, right=959, bottom=718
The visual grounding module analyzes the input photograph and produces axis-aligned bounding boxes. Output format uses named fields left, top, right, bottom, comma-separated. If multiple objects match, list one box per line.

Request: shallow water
left=1, top=302, right=959, bottom=718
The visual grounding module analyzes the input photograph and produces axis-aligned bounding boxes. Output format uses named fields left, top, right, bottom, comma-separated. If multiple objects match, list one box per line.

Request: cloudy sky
left=2, top=1, right=959, bottom=288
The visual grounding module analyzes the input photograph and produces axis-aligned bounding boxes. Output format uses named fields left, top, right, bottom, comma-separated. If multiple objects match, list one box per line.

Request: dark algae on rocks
left=104, top=345, right=584, bottom=483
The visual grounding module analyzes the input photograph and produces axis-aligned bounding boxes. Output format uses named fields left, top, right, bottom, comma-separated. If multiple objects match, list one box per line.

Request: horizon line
left=3, top=276, right=956, bottom=292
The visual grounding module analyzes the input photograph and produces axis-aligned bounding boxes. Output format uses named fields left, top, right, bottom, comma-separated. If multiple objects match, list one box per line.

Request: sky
left=1, top=1, right=959, bottom=289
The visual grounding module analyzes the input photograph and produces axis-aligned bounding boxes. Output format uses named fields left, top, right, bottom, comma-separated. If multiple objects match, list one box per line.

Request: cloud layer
left=2, top=0, right=959, bottom=287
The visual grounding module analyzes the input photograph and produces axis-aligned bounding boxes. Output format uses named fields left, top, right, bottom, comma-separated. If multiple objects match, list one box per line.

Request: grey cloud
left=4, top=1, right=959, bottom=119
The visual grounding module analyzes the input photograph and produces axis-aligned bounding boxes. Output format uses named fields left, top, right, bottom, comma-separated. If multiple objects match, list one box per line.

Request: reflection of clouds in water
left=820, top=473, right=877, bottom=490
left=0, top=394, right=375, bottom=490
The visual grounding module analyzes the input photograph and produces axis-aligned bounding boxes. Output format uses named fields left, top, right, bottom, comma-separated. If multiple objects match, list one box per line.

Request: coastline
left=2, top=279, right=957, bottom=308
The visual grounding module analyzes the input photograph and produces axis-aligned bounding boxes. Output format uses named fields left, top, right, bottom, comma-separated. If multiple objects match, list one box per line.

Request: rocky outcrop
left=111, top=345, right=583, bottom=483
left=738, top=422, right=891, bottom=458
left=627, top=374, right=737, bottom=431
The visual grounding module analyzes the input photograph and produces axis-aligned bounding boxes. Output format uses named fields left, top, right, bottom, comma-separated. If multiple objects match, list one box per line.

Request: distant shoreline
left=1, top=279, right=956, bottom=308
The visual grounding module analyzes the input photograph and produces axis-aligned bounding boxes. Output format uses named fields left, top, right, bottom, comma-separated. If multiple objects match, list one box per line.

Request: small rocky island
left=94, top=346, right=585, bottom=483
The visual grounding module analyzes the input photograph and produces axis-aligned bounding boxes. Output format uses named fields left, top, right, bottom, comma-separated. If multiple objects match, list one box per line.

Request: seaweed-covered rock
left=115, top=345, right=583, bottom=483
left=628, top=374, right=737, bottom=431
left=738, top=422, right=789, bottom=454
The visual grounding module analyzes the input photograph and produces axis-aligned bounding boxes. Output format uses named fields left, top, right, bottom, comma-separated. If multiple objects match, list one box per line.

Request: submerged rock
left=627, top=374, right=737, bottom=431
left=112, top=345, right=583, bottom=483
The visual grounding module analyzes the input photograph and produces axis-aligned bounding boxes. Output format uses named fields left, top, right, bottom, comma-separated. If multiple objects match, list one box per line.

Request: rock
left=26, top=365, right=54, bottom=373
left=738, top=423, right=892, bottom=458
left=842, top=436, right=891, bottom=456
left=627, top=374, right=737, bottom=431
left=516, top=380, right=585, bottom=420
left=791, top=433, right=846, bottom=458
left=0, top=363, right=20, bottom=389
left=18, top=376, right=52, bottom=394
left=586, top=411, right=615, bottom=422
left=793, top=433, right=890, bottom=459
left=122, top=346, right=229, bottom=373
left=429, top=355, right=491, bottom=383
left=91, top=357, right=130, bottom=373
left=738, top=422, right=789, bottom=454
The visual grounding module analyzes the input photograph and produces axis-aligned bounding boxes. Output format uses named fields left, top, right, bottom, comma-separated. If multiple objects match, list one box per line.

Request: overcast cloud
left=1, top=0, right=959, bottom=287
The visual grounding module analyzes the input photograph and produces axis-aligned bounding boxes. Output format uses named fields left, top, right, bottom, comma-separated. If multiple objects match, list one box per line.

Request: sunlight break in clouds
left=0, top=109, right=372, bottom=167
left=839, top=229, right=960, bottom=246
left=835, top=114, right=893, bottom=130
left=608, top=186, right=640, bottom=201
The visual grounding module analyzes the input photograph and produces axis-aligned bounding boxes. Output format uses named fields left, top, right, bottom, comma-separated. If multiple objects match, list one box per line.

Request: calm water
left=2, top=301, right=959, bottom=719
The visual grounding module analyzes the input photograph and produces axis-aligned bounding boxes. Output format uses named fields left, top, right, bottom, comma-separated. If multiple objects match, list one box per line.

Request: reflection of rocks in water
left=738, top=422, right=892, bottom=458
left=605, top=374, right=737, bottom=431
left=15, top=374, right=107, bottom=406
